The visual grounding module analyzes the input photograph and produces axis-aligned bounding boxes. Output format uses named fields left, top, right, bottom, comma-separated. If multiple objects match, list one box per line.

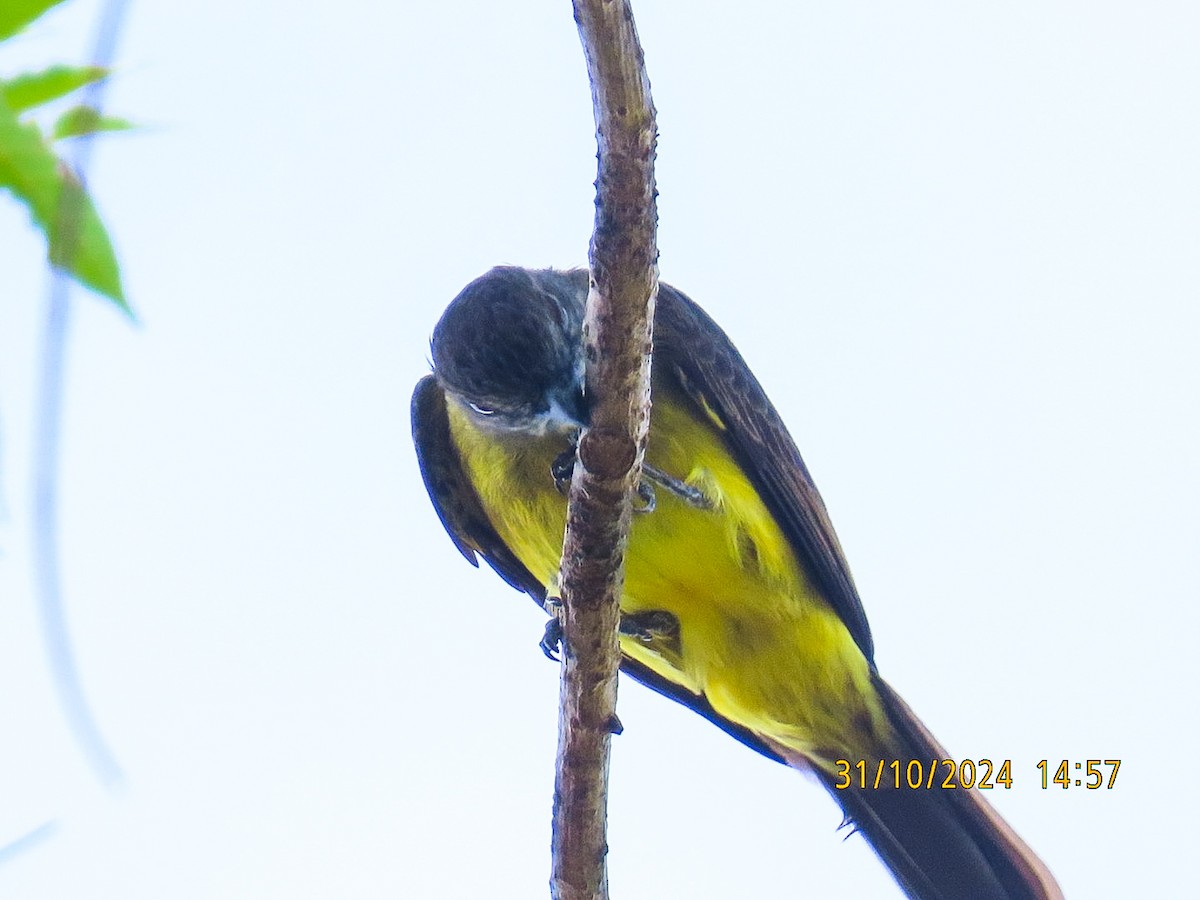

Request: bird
left=412, top=265, right=1061, bottom=900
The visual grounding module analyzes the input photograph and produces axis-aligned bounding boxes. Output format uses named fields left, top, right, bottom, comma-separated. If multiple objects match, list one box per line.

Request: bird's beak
left=548, top=383, right=588, bottom=430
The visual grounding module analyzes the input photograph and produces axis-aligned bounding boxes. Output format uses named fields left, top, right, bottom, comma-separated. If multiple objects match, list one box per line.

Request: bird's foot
left=550, top=436, right=579, bottom=495
left=618, top=609, right=680, bottom=645
left=540, top=597, right=564, bottom=660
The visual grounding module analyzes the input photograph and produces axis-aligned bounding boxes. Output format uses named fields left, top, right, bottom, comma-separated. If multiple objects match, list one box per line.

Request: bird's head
left=431, top=267, right=589, bottom=435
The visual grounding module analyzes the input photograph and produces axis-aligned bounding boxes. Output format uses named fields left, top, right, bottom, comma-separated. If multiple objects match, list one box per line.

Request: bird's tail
left=802, top=677, right=1062, bottom=900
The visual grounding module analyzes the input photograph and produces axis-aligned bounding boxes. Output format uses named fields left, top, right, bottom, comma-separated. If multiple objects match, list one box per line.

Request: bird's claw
left=551, top=449, right=575, bottom=496
left=632, top=479, right=657, bottom=513
left=540, top=597, right=564, bottom=660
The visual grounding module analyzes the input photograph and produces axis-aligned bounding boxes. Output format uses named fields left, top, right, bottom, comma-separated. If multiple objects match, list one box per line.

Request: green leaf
left=1, top=66, right=108, bottom=114
left=0, top=96, right=128, bottom=309
left=47, top=168, right=127, bottom=306
left=0, top=0, right=69, bottom=41
left=0, top=97, right=62, bottom=226
left=52, top=104, right=133, bottom=140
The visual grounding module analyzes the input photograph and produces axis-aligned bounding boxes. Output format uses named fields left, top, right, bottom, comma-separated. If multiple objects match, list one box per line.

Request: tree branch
left=550, top=2, right=658, bottom=899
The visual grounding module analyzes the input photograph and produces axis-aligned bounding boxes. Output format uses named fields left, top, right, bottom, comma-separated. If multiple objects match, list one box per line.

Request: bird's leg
left=641, top=462, right=713, bottom=509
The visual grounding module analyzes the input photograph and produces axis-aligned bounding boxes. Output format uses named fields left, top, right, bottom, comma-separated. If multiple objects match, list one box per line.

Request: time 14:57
left=1037, top=759, right=1121, bottom=789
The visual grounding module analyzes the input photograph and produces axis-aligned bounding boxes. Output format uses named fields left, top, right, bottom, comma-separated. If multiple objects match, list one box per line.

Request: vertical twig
left=551, top=2, right=658, bottom=899
left=33, top=0, right=132, bottom=788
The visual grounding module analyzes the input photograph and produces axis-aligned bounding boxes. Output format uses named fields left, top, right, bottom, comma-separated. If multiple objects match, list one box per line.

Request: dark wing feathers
left=652, top=284, right=876, bottom=664
left=411, top=375, right=546, bottom=602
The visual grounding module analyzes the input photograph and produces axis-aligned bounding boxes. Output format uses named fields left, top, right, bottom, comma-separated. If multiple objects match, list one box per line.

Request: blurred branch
left=550, top=2, right=658, bottom=899
left=32, top=0, right=133, bottom=790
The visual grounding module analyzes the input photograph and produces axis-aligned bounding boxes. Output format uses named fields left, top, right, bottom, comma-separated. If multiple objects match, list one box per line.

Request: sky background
left=1, top=1, right=1197, bottom=897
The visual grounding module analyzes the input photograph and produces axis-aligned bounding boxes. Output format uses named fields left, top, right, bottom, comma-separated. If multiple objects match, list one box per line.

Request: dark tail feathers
left=814, top=678, right=1062, bottom=900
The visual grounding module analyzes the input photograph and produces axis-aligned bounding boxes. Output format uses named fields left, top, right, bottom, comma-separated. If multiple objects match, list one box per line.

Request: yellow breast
left=446, top=376, right=888, bottom=763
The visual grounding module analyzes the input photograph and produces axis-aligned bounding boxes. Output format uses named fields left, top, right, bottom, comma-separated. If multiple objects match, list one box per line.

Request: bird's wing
left=412, top=374, right=546, bottom=601
left=411, top=372, right=785, bottom=763
left=653, top=284, right=876, bottom=663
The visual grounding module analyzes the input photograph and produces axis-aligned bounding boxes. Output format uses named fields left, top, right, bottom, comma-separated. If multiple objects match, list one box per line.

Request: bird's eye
left=468, top=402, right=496, bottom=416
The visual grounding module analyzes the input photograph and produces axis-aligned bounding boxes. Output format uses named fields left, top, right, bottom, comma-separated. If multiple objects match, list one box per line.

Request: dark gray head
left=431, top=267, right=589, bottom=434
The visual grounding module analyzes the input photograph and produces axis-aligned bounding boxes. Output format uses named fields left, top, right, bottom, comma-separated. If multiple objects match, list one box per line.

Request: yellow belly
left=447, top=377, right=888, bottom=764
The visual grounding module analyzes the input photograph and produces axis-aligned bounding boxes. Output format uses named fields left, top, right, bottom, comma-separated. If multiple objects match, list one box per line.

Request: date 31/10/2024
left=832, top=758, right=1122, bottom=791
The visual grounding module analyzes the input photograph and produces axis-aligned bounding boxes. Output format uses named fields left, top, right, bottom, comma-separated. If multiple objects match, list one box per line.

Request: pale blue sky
left=1, top=2, right=1197, bottom=897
